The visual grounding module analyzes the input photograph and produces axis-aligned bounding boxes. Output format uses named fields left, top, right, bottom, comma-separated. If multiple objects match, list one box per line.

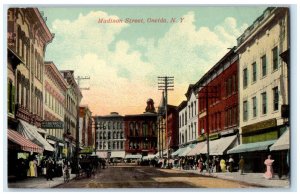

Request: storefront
left=7, top=129, right=43, bottom=180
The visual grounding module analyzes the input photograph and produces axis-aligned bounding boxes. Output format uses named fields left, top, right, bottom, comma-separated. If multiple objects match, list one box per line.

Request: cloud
left=45, top=10, right=248, bottom=115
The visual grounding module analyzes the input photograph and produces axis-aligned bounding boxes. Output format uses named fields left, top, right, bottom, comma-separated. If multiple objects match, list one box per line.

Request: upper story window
left=273, top=87, right=279, bottom=111
left=252, top=96, right=257, bottom=118
left=252, top=62, right=257, bottom=82
left=243, top=68, right=248, bottom=88
left=261, top=55, right=267, bottom=77
left=272, top=46, right=279, bottom=71
left=243, top=100, right=248, bottom=121
left=261, top=92, right=267, bottom=115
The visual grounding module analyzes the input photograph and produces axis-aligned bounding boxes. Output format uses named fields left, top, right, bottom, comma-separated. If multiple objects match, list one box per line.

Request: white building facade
left=95, top=112, right=126, bottom=159
left=178, top=101, right=187, bottom=146
left=228, top=7, right=289, bottom=173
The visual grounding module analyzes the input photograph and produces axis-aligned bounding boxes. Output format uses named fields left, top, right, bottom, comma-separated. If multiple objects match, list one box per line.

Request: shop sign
left=41, top=121, right=64, bottom=129
left=242, top=118, right=277, bottom=134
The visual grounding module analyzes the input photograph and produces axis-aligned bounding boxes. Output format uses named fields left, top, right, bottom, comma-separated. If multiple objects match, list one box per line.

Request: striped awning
left=8, top=129, right=43, bottom=154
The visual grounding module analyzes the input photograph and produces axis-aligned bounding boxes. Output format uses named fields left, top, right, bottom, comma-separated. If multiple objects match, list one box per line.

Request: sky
left=39, top=6, right=267, bottom=116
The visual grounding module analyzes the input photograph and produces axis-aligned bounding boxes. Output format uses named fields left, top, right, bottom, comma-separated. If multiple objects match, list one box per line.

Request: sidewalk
left=7, top=174, right=76, bottom=189
left=173, top=168, right=290, bottom=188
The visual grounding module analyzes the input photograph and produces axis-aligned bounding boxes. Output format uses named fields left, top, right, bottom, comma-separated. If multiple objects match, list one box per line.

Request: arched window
left=129, top=122, right=134, bottom=136
left=113, top=142, right=116, bottom=149
left=135, top=122, right=139, bottom=136
left=108, top=132, right=111, bottom=139
left=116, top=142, right=119, bottom=149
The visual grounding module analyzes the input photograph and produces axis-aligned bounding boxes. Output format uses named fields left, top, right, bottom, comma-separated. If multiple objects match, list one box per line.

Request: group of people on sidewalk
left=174, top=154, right=276, bottom=180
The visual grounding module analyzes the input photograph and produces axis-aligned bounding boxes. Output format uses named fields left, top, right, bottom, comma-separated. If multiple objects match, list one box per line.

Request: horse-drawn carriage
left=79, top=155, right=100, bottom=177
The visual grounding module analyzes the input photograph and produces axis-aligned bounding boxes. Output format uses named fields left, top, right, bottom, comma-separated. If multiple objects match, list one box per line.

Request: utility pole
left=75, top=75, right=90, bottom=175
left=158, top=76, right=174, bottom=160
left=198, top=85, right=218, bottom=173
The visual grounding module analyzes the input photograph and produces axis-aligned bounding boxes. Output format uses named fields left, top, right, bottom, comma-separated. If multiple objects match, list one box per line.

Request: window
left=252, top=97, right=257, bottom=117
left=252, top=62, right=257, bottom=82
left=185, top=111, right=187, bottom=125
left=261, top=92, right=267, bottom=114
left=228, top=78, right=232, bottom=95
left=179, top=116, right=181, bottom=128
left=232, top=75, right=236, bottom=93
left=8, top=80, right=15, bottom=114
left=272, top=46, right=278, bottom=71
left=129, top=122, right=134, bottom=136
left=243, top=101, right=248, bottom=121
left=261, top=55, right=267, bottom=77
left=142, top=123, right=148, bottom=137
left=243, top=68, right=248, bottom=88
left=194, top=101, right=197, bottom=115
left=273, top=87, right=279, bottom=111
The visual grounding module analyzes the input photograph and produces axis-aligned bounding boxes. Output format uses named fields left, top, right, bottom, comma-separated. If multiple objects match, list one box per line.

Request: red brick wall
left=198, top=59, right=239, bottom=135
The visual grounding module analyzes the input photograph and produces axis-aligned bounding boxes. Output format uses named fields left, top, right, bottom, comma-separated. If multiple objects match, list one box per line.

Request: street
left=55, top=164, right=256, bottom=189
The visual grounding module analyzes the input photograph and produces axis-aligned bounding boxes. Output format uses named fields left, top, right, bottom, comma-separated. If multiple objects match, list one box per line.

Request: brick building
left=124, top=99, right=157, bottom=158
left=196, top=48, right=239, bottom=157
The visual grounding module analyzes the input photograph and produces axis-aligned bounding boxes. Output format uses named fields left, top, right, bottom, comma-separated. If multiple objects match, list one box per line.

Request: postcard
left=5, top=4, right=293, bottom=191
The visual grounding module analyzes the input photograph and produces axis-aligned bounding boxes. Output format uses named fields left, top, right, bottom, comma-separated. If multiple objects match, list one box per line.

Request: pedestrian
left=264, top=155, right=274, bottom=180
left=27, top=158, right=37, bottom=177
left=198, top=158, right=204, bottom=173
left=238, top=156, right=245, bottom=175
left=46, top=158, right=54, bottom=181
left=220, top=158, right=226, bottom=172
left=211, top=156, right=216, bottom=173
left=228, top=155, right=234, bottom=172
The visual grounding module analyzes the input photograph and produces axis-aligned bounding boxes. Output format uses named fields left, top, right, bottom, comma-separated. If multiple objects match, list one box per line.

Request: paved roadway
left=55, top=164, right=257, bottom=189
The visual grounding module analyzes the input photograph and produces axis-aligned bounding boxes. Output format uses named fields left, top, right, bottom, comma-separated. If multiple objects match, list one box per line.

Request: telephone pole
left=75, top=75, right=90, bottom=175
left=158, top=76, right=174, bottom=160
left=198, top=85, right=218, bottom=173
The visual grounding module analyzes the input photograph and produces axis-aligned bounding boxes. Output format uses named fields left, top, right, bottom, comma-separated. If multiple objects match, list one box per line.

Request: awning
left=110, top=151, right=125, bottom=158
left=125, top=154, right=142, bottom=159
left=8, top=129, right=43, bottom=154
left=199, top=135, right=238, bottom=155
left=18, top=120, right=54, bottom=152
left=47, top=139, right=56, bottom=145
left=270, top=128, right=290, bottom=151
left=227, top=140, right=276, bottom=154
left=171, top=147, right=186, bottom=156
left=96, top=151, right=107, bottom=158
left=142, top=154, right=157, bottom=160
left=187, top=142, right=206, bottom=156
left=179, top=144, right=196, bottom=156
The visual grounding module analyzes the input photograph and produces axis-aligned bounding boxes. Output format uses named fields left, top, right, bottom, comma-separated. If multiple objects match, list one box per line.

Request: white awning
left=18, top=120, right=54, bottom=152
left=125, top=154, right=142, bottom=159
left=47, top=139, right=56, bottom=145
left=96, top=151, right=107, bottom=158
left=171, top=147, right=186, bottom=156
left=187, top=142, right=206, bottom=156
left=110, top=151, right=125, bottom=158
left=270, top=128, right=290, bottom=151
left=199, top=135, right=238, bottom=155
left=142, top=154, right=157, bottom=160
left=179, top=144, right=196, bottom=156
